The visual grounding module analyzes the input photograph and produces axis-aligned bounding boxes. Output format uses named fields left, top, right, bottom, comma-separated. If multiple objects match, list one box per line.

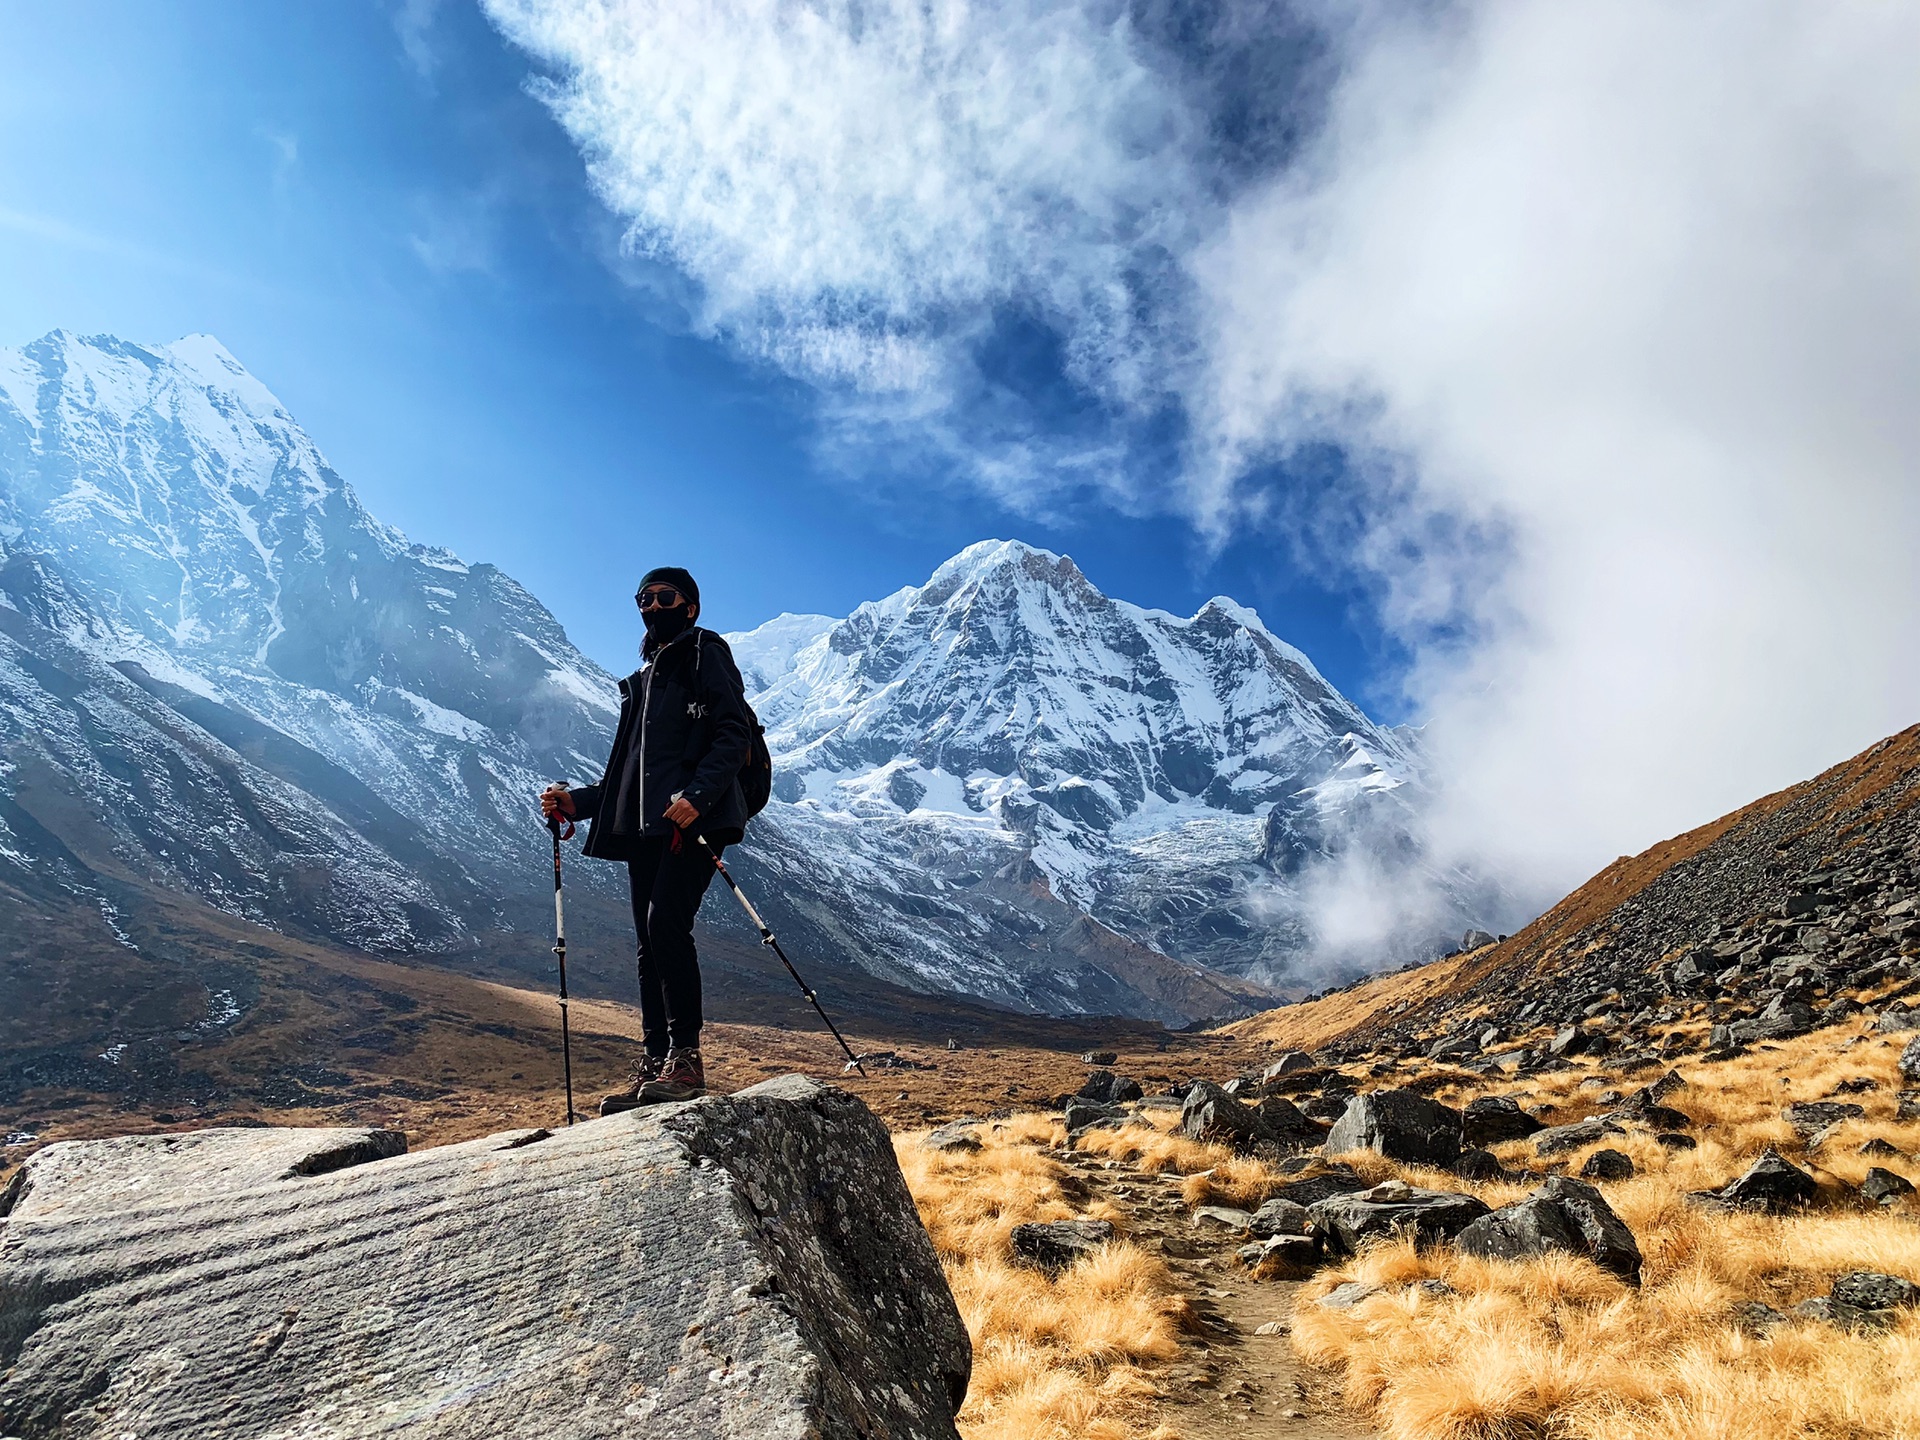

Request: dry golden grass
left=1287, top=1019, right=1920, bottom=1440
left=894, top=1119, right=1192, bottom=1440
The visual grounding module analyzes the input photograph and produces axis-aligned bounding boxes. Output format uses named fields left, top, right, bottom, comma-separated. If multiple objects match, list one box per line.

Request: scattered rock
left=1253, top=1320, right=1289, bottom=1335
left=1076, top=1070, right=1145, bottom=1105
left=1063, top=1098, right=1128, bottom=1139
left=1081, top=1051, right=1119, bottom=1067
left=1244, top=1233, right=1320, bottom=1279
left=1315, top=1280, right=1384, bottom=1311
left=1262, top=1051, right=1317, bottom=1081
left=1900, top=1036, right=1920, bottom=1084
left=1272, top=1167, right=1368, bottom=1207
left=1180, top=1080, right=1259, bottom=1146
left=1324, top=1089, right=1464, bottom=1167
left=1251, top=1096, right=1329, bottom=1153
left=923, top=1121, right=984, bottom=1153
left=1456, top=1175, right=1642, bottom=1284
left=1310, top=1181, right=1491, bottom=1258
left=1191, top=1205, right=1258, bottom=1233
left=1730, top=1301, right=1789, bottom=1337
left=1862, top=1167, right=1916, bottom=1206
left=1581, top=1149, right=1636, bottom=1181
left=1858, top=1137, right=1904, bottom=1159
left=1876, top=1009, right=1920, bottom=1034
left=1248, top=1196, right=1314, bottom=1239
left=1713, top=1148, right=1819, bottom=1212
left=1461, top=1095, right=1545, bottom=1146
left=1793, top=1297, right=1895, bottom=1333
left=0, top=1078, right=972, bottom=1439
left=1832, top=1270, right=1920, bottom=1312
left=1453, top=1147, right=1506, bottom=1181
left=1784, top=1101, right=1865, bottom=1138
left=1655, top=1132, right=1698, bottom=1151
left=1010, top=1219, right=1114, bottom=1274
left=1533, top=1117, right=1626, bottom=1157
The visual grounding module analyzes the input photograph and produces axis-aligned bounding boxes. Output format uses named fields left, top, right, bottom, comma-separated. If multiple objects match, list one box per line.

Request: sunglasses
left=636, top=585, right=687, bottom=611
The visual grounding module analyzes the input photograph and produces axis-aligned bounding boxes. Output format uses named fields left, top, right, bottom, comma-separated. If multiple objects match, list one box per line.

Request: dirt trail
left=1055, top=1145, right=1376, bottom=1440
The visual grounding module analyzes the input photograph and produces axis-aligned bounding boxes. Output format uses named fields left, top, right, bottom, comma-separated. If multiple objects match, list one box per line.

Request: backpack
left=694, top=628, right=773, bottom=820
left=740, top=704, right=773, bottom=819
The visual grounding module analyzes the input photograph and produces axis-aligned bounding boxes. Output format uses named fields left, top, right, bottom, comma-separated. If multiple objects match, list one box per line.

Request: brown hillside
left=1233, top=723, right=1920, bottom=1053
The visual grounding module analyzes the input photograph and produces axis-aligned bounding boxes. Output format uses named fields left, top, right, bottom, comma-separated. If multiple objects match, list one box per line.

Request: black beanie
left=637, top=566, right=699, bottom=610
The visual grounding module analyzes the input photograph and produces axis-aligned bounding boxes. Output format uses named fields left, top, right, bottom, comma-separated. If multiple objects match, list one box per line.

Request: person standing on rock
left=541, top=566, right=752, bottom=1111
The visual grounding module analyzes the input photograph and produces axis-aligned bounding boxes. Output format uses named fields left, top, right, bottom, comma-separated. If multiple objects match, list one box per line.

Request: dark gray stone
left=1716, top=1147, right=1818, bottom=1212
left=1461, top=1095, right=1544, bottom=1146
left=1862, top=1167, right=1916, bottom=1205
left=924, top=1120, right=984, bottom=1152
left=1262, top=1050, right=1316, bottom=1081
left=1076, top=1071, right=1144, bottom=1105
left=1655, top=1132, right=1698, bottom=1151
left=1251, top=1096, right=1328, bottom=1154
left=1180, top=1080, right=1260, bottom=1148
left=1455, top=1195, right=1585, bottom=1267
left=1794, top=1296, right=1895, bottom=1332
left=1900, top=1035, right=1920, bottom=1083
left=1536, top=1175, right=1643, bottom=1283
left=1010, top=1219, right=1115, bottom=1274
left=1831, top=1271, right=1920, bottom=1311
left=1730, top=1301, right=1788, bottom=1337
left=1248, top=1197, right=1314, bottom=1239
left=1580, top=1149, right=1636, bottom=1181
left=1272, top=1167, right=1368, bottom=1207
left=1784, top=1101, right=1865, bottom=1138
left=1064, top=1098, right=1128, bottom=1139
left=1453, top=1147, right=1506, bottom=1181
left=1324, top=1090, right=1463, bottom=1167
left=1309, top=1180, right=1490, bottom=1257
left=1533, top=1117, right=1626, bottom=1157
left=1081, top=1051, right=1118, bottom=1066
left=0, top=1078, right=971, bottom=1439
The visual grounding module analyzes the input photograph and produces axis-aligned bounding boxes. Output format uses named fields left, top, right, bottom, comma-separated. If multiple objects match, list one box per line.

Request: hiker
left=541, top=566, right=752, bottom=1110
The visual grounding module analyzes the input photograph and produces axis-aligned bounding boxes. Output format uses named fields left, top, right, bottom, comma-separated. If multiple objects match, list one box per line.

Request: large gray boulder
left=0, top=1076, right=970, bottom=1440
left=1325, top=1090, right=1464, bottom=1167
left=1309, top=1179, right=1490, bottom=1257
left=1456, top=1176, right=1642, bottom=1284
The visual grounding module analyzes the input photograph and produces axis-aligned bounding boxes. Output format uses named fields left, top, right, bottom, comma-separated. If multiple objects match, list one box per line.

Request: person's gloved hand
left=663, top=796, right=700, bottom=829
left=541, top=784, right=576, bottom=820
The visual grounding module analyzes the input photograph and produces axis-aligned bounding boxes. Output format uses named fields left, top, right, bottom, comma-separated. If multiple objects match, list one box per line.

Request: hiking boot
left=637, top=1047, right=707, bottom=1104
left=599, top=1051, right=668, bottom=1115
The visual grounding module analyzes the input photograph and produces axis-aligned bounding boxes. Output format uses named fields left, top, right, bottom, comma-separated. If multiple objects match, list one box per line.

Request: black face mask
left=642, top=605, right=693, bottom=650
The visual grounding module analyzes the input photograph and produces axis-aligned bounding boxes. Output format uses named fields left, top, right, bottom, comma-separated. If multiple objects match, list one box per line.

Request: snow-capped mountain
left=725, top=541, right=1485, bottom=994
left=0, top=331, right=618, bottom=959
left=0, top=330, right=1489, bottom=1034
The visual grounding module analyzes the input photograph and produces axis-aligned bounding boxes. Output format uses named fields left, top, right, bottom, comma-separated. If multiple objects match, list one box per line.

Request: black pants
left=627, top=834, right=720, bottom=1054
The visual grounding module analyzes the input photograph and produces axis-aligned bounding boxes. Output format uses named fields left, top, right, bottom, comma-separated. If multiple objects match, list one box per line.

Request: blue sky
left=5, top=2, right=1915, bottom=896
left=0, top=0, right=1397, bottom=705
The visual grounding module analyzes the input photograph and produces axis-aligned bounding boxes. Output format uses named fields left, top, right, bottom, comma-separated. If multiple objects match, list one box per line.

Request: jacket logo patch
left=686, top=701, right=708, bottom=718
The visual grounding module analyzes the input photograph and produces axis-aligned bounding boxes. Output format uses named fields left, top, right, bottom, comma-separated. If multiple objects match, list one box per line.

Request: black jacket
left=570, top=628, right=752, bottom=859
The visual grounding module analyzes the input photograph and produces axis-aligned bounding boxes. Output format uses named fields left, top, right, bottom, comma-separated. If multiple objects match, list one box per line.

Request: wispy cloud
left=392, top=0, right=447, bottom=83
left=485, top=0, right=1920, bottom=910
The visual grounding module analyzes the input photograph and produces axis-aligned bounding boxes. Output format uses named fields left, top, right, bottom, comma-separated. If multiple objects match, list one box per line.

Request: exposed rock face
left=1324, top=1090, right=1463, bottom=1167
left=0, top=1077, right=970, bottom=1440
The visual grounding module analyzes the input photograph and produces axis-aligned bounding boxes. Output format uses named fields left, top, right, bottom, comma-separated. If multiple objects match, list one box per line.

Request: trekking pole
left=695, top=835, right=867, bottom=1078
left=547, top=810, right=578, bottom=1125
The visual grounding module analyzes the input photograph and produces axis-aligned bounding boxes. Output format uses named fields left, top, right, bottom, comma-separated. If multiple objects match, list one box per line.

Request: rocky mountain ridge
left=0, top=330, right=1488, bottom=1049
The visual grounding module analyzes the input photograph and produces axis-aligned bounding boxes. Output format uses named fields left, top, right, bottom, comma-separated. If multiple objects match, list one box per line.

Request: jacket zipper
left=637, top=628, right=697, bottom=831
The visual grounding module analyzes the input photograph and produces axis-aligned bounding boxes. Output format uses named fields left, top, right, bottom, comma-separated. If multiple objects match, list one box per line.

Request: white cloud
left=489, top=0, right=1920, bottom=913
left=1199, top=1, right=1920, bottom=898
left=482, top=0, right=1211, bottom=483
